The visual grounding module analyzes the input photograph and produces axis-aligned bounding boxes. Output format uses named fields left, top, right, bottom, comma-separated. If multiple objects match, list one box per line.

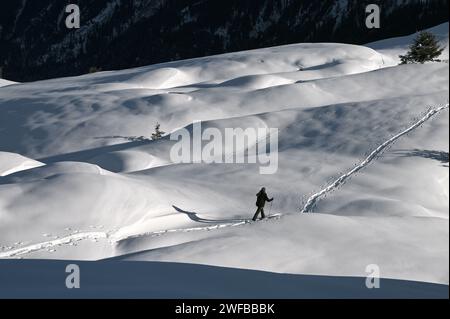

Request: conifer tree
left=400, top=31, right=444, bottom=64
left=151, top=122, right=165, bottom=140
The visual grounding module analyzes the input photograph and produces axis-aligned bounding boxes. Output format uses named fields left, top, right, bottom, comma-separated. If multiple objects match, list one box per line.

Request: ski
left=246, top=213, right=282, bottom=224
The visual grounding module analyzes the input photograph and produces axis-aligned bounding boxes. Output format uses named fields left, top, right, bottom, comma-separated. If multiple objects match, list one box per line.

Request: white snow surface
left=0, top=79, right=16, bottom=88
left=0, top=23, right=448, bottom=285
left=0, top=152, right=45, bottom=177
left=367, top=23, right=449, bottom=65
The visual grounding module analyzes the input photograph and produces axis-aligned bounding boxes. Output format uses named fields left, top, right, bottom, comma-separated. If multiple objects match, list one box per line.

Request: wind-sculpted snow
left=2, top=101, right=446, bottom=274
left=0, top=79, right=16, bottom=88
left=0, top=41, right=436, bottom=159
left=0, top=24, right=448, bottom=286
left=0, top=152, right=45, bottom=177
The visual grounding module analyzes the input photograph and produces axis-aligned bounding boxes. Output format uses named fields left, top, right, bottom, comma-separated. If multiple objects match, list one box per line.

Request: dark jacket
left=256, top=190, right=273, bottom=208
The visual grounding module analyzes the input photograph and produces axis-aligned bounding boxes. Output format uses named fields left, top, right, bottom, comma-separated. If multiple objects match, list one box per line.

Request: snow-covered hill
left=0, top=152, right=44, bottom=177
left=2, top=0, right=448, bottom=82
left=0, top=23, right=448, bottom=288
left=0, top=79, right=15, bottom=88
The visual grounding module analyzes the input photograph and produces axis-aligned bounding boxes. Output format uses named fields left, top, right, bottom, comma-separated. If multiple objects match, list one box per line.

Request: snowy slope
left=367, top=23, right=449, bottom=65
left=0, top=23, right=448, bottom=287
left=0, top=152, right=45, bottom=177
left=0, top=79, right=16, bottom=88
left=3, top=0, right=448, bottom=82
left=0, top=260, right=447, bottom=299
left=0, top=43, right=388, bottom=159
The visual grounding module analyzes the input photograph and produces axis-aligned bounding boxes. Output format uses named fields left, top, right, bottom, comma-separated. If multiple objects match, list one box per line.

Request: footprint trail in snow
left=0, top=103, right=448, bottom=258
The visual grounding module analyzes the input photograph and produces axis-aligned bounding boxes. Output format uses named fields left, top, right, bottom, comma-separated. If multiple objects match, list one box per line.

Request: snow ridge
left=0, top=103, right=447, bottom=258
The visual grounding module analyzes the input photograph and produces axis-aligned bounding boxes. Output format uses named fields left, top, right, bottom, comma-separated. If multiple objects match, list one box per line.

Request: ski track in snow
left=0, top=216, right=283, bottom=258
left=301, top=103, right=449, bottom=213
left=0, top=103, right=448, bottom=258
left=113, top=214, right=283, bottom=243
left=0, top=232, right=108, bottom=258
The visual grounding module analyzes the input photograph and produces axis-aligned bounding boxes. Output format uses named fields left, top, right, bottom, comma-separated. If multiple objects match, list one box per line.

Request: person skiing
left=252, top=187, right=274, bottom=221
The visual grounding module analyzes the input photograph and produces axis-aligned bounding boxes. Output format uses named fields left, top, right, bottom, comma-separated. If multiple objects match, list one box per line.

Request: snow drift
left=0, top=23, right=448, bottom=289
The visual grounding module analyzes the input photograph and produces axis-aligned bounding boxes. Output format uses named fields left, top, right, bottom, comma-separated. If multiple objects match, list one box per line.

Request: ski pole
left=269, top=201, right=273, bottom=216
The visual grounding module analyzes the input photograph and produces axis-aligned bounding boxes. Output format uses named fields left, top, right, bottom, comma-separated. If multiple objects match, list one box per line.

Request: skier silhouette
left=252, top=187, right=274, bottom=221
